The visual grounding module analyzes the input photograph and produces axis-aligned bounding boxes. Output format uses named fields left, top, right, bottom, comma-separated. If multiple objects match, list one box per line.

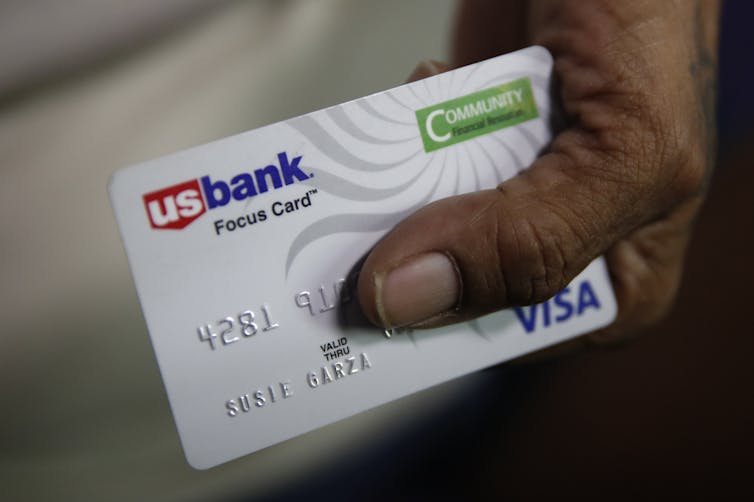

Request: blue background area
left=718, top=0, right=753, bottom=146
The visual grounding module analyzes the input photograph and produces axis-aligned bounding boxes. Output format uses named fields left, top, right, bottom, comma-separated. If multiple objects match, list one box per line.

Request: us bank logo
left=142, top=152, right=310, bottom=230
left=415, top=77, right=539, bottom=152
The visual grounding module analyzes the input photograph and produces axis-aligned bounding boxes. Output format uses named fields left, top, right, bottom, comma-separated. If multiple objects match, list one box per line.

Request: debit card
left=109, top=46, right=617, bottom=469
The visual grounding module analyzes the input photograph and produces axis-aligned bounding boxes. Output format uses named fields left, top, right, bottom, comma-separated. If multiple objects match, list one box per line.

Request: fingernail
left=375, top=252, right=461, bottom=328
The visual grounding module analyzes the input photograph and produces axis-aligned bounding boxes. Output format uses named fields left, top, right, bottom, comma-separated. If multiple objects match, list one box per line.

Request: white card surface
left=109, top=46, right=617, bottom=469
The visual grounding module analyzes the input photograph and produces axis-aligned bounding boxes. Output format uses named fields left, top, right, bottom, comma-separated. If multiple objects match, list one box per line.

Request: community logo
left=415, top=77, right=538, bottom=152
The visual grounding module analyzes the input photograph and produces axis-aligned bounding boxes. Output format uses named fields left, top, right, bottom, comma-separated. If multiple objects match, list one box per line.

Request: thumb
left=356, top=121, right=688, bottom=329
left=356, top=155, right=624, bottom=329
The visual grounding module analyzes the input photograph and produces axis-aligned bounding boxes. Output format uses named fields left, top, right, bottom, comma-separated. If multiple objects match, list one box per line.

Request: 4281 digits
left=197, top=303, right=280, bottom=350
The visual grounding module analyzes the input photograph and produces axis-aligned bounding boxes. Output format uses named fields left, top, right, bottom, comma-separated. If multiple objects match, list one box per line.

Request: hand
left=357, top=0, right=720, bottom=343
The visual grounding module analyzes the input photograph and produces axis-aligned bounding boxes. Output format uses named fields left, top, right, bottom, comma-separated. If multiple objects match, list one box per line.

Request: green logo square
left=415, top=77, right=539, bottom=152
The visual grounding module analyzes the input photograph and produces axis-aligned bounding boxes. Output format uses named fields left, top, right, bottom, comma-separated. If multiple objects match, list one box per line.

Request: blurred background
left=1, top=1, right=752, bottom=500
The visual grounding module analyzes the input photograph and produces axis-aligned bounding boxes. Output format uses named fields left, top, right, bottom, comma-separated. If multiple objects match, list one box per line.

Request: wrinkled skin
left=358, top=0, right=720, bottom=344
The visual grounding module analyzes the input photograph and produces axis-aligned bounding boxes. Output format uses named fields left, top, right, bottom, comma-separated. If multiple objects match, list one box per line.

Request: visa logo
left=142, top=152, right=310, bottom=230
left=514, top=280, right=601, bottom=333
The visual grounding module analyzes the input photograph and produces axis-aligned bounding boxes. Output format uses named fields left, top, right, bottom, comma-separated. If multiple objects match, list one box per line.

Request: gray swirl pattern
left=285, top=50, right=554, bottom=290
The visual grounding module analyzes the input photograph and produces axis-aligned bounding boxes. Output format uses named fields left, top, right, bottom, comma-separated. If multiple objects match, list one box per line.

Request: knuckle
left=493, top=208, right=575, bottom=306
left=633, top=89, right=709, bottom=207
left=567, top=96, right=705, bottom=219
left=647, top=97, right=708, bottom=204
left=670, top=142, right=707, bottom=200
left=632, top=233, right=685, bottom=323
left=556, top=45, right=709, bottom=212
left=594, top=225, right=688, bottom=343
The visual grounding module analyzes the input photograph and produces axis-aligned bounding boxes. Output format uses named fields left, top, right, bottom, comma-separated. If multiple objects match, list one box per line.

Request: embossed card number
left=197, top=304, right=279, bottom=350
